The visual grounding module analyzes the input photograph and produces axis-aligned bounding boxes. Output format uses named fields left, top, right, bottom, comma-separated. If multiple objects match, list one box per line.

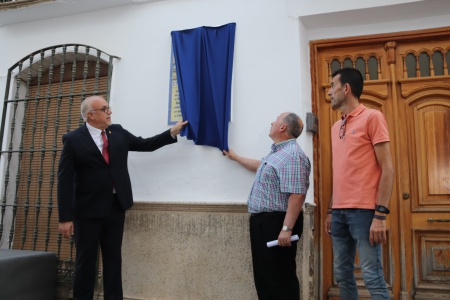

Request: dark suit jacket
left=57, top=124, right=176, bottom=222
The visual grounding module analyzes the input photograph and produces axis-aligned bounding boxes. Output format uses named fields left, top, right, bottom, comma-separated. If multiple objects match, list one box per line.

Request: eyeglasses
left=339, top=117, right=347, bottom=139
left=90, top=106, right=111, bottom=113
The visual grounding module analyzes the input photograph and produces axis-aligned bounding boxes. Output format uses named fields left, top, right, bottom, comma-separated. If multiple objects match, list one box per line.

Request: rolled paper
left=267, top=234, right=299, bottom=247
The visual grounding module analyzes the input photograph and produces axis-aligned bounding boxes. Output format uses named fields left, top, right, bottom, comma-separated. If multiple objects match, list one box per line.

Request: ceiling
left=0, top=0, right=162, bottom=27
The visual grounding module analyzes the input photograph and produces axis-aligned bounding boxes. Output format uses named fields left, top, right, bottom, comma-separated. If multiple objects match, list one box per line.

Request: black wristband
left=373, top=214, right=386, bottom=220
left=327, top=209, right=332, bottom=214
left=375, top=205, right=390, bottom=214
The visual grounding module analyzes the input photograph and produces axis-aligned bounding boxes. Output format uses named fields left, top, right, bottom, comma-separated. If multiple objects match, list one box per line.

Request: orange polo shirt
left=331, top=104, right=390, bottom=209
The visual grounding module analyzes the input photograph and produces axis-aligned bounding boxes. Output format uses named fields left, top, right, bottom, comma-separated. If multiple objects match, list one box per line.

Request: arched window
left=0, top=44, right=119, bottom=281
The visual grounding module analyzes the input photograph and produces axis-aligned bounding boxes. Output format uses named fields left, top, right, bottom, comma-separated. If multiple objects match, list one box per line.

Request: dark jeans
left=249, top=211, right=303, bottom=300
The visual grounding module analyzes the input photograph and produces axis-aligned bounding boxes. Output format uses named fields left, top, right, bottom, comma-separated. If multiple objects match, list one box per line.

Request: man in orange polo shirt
left=324, top=68, right=395, bottom=300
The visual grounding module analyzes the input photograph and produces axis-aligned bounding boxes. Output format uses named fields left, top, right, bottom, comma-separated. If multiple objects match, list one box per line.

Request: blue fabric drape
left=171, top=23, right=236, bottom=151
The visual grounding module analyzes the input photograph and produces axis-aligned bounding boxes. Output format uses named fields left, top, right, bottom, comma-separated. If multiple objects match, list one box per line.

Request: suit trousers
left=73, top=194, right=125, bottom=300
left=249, top=211, right=303, bottom=300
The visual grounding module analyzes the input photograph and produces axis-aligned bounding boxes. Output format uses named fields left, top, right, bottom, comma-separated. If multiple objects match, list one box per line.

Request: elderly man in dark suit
left=58, top=95, right=187, bottom=300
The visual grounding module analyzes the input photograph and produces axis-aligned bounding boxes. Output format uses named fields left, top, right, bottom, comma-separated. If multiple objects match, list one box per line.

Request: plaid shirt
left=247, top=139, right=311, bottom=213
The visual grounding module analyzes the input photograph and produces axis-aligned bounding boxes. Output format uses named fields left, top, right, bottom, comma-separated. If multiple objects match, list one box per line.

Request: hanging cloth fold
left=171, top=23, right=236, bottom=151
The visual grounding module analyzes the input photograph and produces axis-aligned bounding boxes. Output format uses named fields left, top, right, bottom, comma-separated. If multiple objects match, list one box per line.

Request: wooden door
left=311, top=27, right=450, bottom=300
left=394, top=37, right=450, bottom=300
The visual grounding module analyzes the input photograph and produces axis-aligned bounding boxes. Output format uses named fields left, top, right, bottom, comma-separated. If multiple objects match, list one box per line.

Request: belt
left=250, top=211, right=285, bottom=217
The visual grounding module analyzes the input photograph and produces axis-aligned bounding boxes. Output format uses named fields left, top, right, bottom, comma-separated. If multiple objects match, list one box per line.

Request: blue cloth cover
left=171, top=23, right=236, bottom=151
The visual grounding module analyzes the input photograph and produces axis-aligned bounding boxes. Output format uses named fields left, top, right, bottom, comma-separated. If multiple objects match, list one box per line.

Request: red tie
left=101, top=130, right=109, bottom=164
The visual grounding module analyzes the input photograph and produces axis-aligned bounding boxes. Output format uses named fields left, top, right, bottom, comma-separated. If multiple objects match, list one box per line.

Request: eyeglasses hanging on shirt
left=339, top=117, right=347, bottom=139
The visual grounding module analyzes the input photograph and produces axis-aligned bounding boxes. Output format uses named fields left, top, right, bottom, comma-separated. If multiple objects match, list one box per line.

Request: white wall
left=0, top=0, right=315, bottom=204
left=1, top=0, right=449, bottom=206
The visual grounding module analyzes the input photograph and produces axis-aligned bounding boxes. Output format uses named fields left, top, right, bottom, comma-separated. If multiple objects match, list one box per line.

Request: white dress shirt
left=86, top=122, right=106, bottom=154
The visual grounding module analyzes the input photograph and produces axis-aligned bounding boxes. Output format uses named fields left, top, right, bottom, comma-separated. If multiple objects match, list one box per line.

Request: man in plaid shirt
left=223, top=112, right=311, bottom=300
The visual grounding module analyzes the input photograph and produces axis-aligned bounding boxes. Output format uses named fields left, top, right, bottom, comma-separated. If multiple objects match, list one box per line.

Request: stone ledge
left=131, top=201, right=317, bottom=214
left=131, top=201, right=248, bottom=213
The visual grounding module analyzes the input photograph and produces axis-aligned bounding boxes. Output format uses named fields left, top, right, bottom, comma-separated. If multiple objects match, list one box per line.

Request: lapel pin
left=109, top=131, right=111, bottom=134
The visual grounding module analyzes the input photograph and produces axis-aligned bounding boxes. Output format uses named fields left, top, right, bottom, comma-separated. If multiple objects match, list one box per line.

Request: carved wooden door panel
left=394, top=38, right=450, bottom=300
left=312, top=27, right=450, bottom=300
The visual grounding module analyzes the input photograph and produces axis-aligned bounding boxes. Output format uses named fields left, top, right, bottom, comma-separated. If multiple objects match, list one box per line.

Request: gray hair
left=80, top=96, right=97, bottom=121
left=282, top=113, right=303, bottom=138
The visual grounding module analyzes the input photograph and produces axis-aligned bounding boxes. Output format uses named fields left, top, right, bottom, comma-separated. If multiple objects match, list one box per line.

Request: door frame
left=310, top=26, right=450, bottom=300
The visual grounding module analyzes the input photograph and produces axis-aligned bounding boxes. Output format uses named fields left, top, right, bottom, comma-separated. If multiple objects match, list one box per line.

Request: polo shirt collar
left=342, top=103, right=366, bottom=120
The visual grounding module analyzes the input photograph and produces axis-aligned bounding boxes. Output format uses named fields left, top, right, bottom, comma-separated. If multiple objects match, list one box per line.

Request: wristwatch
left=375, top=205, right=390, bottom=214
left=282, top=225, right=293, bottom=232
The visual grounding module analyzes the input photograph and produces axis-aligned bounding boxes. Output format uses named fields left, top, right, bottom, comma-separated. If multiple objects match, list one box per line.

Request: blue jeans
left=331, top=209, right=389, bottom=300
